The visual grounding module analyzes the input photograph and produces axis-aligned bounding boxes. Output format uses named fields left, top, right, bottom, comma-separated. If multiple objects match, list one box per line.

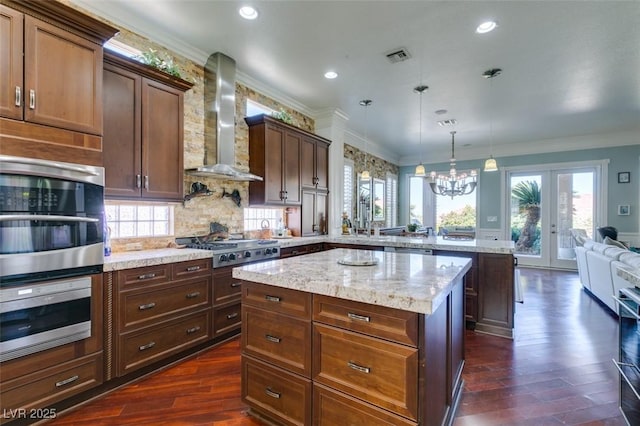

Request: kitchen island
left=233, top=248, right=471, bottom=426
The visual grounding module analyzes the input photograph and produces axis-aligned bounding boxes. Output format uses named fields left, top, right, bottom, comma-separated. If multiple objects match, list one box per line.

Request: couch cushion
left=620, top=252, right=640, bottom=269
left=603, top=247, right=628, bottom=260
left=592, top=242, right=610, bottom=254
left=570, top=229, right=589, bottom=247
left=583, top=240, right=596, bottom=250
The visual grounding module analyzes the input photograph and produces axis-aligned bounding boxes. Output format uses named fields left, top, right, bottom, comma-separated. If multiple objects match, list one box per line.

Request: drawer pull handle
left=186, top=266, right=201, bottom=272
left=265, top=334, right=281, bottom=343
left=348, top=361, right=371, bottom=374
left=186, top=292, right=200, bottom=299
left=55, top=375, right=79, bottom=387
left=29, top=89, right=35, bottom=109
left=186, top=326, right=201, bottom=334
left=231, top=282, right=241, bottom=288
left=136, top=174, right=142, bottom=188
left=15, top=86, right=21, bottom=107
left=138, top=273, right=156, bottom=280
left=226, top=312, right=239, bottom=320
left=138, top=302, right=156, bottom=310
left=265, top=295, right=281, bottom=302
left=347, top=312, right=371, bottom=322
left=265, top=387, right=281, bottom=399
left=139, top=341, right=156, bottom=351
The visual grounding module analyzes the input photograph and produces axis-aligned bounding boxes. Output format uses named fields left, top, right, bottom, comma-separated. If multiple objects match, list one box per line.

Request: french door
left=506, top=162, right=604, bottom=269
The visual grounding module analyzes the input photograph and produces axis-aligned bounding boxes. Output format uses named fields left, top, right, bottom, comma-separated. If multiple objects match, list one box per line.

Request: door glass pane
left=510, top=175, right=542, bottom=257
left=556, top=171, right=594, bottom=260
left=409, top=176, right=424, bottom=226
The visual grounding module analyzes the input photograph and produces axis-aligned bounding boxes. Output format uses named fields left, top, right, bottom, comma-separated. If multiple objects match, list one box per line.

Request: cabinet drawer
left=242, top=306, right=311, bottom=377
left=119, top=276, right=211, bottom=330
left=313, top=295, right=419, bottom=346
left=242, top=282, right=311, bottom=319
left=242, top=356, right=311, bottom=426
left=1, top=352, right=102, bottom=412
left=117, top=310, right=211, bottom=376
left=213, top=301, right=242, bottom=338
left=313, top=324, right=418, bottom=420
left=172, top=258, right=211, bottom=280
left=117, top=264, right=171, bottom=288
left=313, top=383, right=416, bottom=426
left=213, top=266, right=242, bottom=305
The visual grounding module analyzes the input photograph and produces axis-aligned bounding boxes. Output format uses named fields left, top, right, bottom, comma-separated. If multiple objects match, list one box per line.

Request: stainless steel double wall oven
left=0, top=155, right=105, bottom=362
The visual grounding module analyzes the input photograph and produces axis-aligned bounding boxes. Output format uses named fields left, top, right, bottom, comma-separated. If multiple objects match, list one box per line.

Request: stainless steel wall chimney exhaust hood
left=186, top=52, right=263, bottom=181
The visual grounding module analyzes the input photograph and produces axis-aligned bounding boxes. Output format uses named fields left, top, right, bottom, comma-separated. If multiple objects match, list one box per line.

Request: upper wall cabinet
left=103, top=51, right=193, bottom=201
left=246, top=114, right=331, bottom=207
left=301, top=135, right=329, bottom=191
left=0, top=2, right=116, bottom=135
left=0, top=1, right=117, bottom=166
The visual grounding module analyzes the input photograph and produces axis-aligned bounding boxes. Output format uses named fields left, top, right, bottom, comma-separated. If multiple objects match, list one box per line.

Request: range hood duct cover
left=186, top=52, right=262, bottom=181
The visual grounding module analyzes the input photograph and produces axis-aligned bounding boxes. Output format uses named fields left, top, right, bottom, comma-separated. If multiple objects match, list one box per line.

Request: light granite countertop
left=279, top=235, right=515, bottom=254
left=232, top=248, right=472, bottom=315
left=617, top=265, right=640, bottom=287
left=103, top=248, right=213, bottom=272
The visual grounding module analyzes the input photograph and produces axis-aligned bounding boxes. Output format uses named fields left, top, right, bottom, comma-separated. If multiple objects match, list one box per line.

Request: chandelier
left=429, top=131, right=477, bottom=198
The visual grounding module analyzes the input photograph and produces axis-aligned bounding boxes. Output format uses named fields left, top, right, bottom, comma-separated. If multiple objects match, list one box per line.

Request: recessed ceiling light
left=476, top=20, right=497, bottom=34
left=324, top=71, right=338, bottom=79
left=239, top=6, right=258, bottom=20
left=435, top=109, right=448, bottom=115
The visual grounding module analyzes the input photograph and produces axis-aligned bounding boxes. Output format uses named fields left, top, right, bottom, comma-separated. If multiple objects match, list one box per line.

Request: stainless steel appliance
left=0, top=276, right=91, bottom=362
left=176, top=237, right=281, bottom=268
left=0, top=155, right=105, bottom=285
left=0, top=155, right=104, bottom=361
left=614, top=287, right=640, bottom=425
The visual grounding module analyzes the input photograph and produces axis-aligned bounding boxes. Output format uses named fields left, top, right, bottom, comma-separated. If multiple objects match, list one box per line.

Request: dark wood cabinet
left=433, top=250, right=478, bottom=324
left=0, top=1, right=117, bottom=166
left=279, top=243, right=325, bottom=259
left=301, top=189, right=328, bottom=236
left=103, top=51, right=192, bottom=201
left=0, top=274, right=104, bottom=420
left=212, top=266, right=242, bottom=338
left=476, top=253, right=515, bottom=338
left=111, top=259, right=212, bottom=377
left=300, top=135, right=329, bottom=191
left=246, top=115, right=303, bottom=206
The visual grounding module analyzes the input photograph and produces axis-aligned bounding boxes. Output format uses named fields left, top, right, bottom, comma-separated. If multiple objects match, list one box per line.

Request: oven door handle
left=0, top=155, right=101, bottom=176
left=0, top=215, right=99, bottom=223
left=613, top=296, right=640, bottom=320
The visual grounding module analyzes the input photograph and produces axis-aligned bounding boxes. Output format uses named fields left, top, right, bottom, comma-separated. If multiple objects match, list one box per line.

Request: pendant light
left=414, top=85, right=429, bottom=177
left=359, top=99, right=372, bottom=180
left=483, top=68, right=501, bottom=172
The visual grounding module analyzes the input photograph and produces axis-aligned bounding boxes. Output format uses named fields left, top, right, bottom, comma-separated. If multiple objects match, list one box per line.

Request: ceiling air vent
left=438, top=119, right=458, bottom=127
left=385, top=48, right=412, bottom=64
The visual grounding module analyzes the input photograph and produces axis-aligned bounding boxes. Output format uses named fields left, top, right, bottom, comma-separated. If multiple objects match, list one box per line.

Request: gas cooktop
left=175, top=237, right=280, bottom=268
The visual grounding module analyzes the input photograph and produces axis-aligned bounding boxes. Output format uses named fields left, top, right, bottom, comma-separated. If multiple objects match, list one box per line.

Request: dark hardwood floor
left=50, top=267, right=626, bottom=425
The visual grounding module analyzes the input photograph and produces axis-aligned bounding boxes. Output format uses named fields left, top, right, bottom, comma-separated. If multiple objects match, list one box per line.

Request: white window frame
left=344, top=158, right=355, bottom=220
left=385, top=172, right=398, bottom=227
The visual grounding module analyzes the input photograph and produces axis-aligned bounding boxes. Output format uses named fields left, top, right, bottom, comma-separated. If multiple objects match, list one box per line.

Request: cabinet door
left=265, top=124, right=286, bottom=204
left=315, top=141, right=329, bottom=191
left=103, top=63, right=142, bottom=198
left=24, top=16, right=103, bottom=135
left=300, top=136, right=316, bottom=188
left=141, top=78, right=184, bottom=201
left=477, top=253, right=514, bottom=337
left=283, top=130, right=301, bottom=205
left=301, top=190, right=316, bottom=236
left=0, top=5, right=23, bottom=120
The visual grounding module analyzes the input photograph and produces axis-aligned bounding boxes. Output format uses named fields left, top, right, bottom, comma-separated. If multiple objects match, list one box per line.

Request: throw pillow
left=604, top=236, right=629, bottom=250
left=570, top=228, right=588, bottom=247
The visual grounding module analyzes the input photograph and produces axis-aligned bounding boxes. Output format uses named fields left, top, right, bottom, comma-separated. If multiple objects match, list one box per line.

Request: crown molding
left=235, top=71, right=314, bottom=118
left=344, top=130, right=401, bottom=165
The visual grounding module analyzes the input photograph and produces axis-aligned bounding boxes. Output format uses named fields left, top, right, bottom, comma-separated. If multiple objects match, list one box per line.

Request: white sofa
left=575, top=239, right=640, bottom=313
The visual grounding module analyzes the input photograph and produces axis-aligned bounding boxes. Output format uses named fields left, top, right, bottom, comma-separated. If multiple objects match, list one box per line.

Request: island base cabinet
left=313, top=383, right=416, bottom=426
left=242, top=356, right=312, bottom=426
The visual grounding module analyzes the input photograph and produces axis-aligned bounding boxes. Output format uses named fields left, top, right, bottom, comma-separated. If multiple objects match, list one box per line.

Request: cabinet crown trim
left=245, top=114, right=331, bottom=145
left=104, top=51, right=194, bottom=91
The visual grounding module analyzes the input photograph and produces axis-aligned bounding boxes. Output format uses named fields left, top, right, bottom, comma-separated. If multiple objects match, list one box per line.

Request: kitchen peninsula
left=233, top=248, right=471, bottom=426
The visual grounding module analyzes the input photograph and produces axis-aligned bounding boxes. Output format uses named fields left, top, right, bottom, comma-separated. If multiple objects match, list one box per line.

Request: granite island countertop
left=232, top=248, right=472, bottom=315
left=617, top=265, right=640, bottom=287
left=278, top=235, right=515, bottom=254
